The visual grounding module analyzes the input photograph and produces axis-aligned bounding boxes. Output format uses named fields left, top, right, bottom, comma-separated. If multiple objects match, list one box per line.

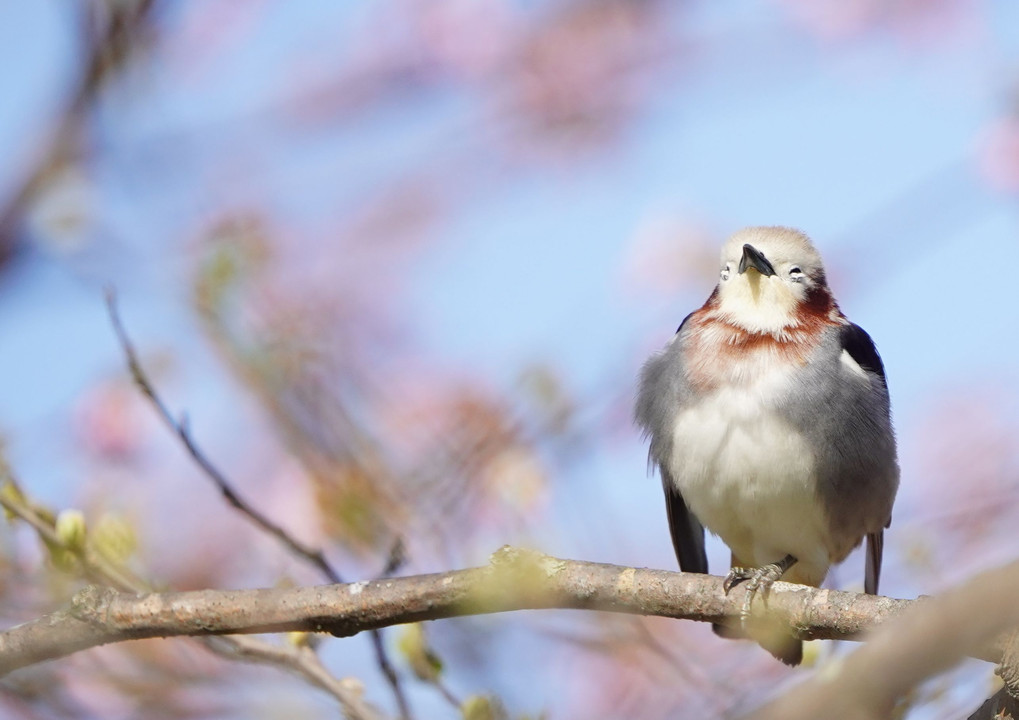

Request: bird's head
left=713, top=227, right=833, bottom=333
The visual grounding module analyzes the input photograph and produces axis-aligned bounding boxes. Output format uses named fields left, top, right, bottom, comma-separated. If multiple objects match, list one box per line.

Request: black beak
left=738, top=244, right=776, bottom=277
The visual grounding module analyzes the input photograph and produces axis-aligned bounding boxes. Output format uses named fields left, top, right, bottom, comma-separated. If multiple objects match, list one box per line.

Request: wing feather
left=662, top=467, right=707, bottom=574
left=865, top=530, right=883, bottom=595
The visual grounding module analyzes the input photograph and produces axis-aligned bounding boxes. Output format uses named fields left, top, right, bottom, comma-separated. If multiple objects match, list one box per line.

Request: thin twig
left=0, top=494, right=140, bottom=593
left=380, top=538, right=406, bottom=579
left=214, top=636, right=384, bottom=720
left=433, top=678, right=462, bottom=710
left=104, top=288, right=412, bottom=719
left=105, top=288, right=344, bottom=584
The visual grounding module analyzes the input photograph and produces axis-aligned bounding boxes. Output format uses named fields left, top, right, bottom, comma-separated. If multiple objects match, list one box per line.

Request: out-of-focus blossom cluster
left=901, top=387, right=1019, bottom=583
left=200, top=0, right=678, bottom=159
left=977, top=104, right=1019, bottom=195
left=189, top=215, right=562, bottom=564
left=74, top=381, right=147, bottom=462
left=775, top=0, right=979, bottom=44
left=620, top=212, right=718, bottom=299
left=493, top=0, right=674, bottom=156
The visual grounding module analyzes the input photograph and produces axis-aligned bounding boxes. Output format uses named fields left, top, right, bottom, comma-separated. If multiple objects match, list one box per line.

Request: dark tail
left=712, top=622, right=802, bottom=666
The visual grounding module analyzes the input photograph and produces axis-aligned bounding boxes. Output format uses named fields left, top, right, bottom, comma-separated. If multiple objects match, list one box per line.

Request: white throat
left=717, top=274, right=799, bottom=333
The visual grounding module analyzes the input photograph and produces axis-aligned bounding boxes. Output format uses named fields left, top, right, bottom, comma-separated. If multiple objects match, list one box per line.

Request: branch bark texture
left=0, top=548, right=917, bottom=677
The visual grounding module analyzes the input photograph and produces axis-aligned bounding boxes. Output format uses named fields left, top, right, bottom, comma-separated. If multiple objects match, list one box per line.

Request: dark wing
left=865, top=530, right=882, bottom=595
left=841, top=322, right=886, bottom=382
left=662, top=466, right=707, bottom=574
left=675, top=311, right=693, bottom=336
left=842, top=323, right=890, bottom=594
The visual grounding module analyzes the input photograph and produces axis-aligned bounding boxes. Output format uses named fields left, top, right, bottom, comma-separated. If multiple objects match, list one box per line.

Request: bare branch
left=0, top=1, right=158, bottom=248
left=0, top=548, right=928, bottom=678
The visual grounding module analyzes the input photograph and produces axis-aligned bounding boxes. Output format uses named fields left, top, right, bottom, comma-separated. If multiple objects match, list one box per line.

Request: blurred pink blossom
left=417, top=0, right=519, bottom=81
left=164, top=0, right=272, bottom=82
left=73, top=382, right=146, bottom=461
left=619, top=212, right=718, bottom=298
left=901, top=386, right=1019, bottom=583
left=976, top=114, right=1019, bottom=194
left=494, top=0, right=673, bottom=155
left=560, top=615, right=797, bottom=719
left=776, top=0, right=979, bottom=44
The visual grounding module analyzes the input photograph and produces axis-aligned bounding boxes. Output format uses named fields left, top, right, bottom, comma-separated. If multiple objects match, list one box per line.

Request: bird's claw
left=723, top=561, right=790, bottom=630
left=723, top=566, right=752, bottom=594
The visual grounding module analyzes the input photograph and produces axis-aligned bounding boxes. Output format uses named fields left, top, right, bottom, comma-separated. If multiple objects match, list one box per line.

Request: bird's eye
left=788, top=266, right=804, bottom=282
left=790, top=266, right=802, bottom=274
left=720, top=265, right=730, bottom=281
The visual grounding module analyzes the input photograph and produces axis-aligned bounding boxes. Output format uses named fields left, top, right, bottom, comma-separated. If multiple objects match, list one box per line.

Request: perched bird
left=635, top=227, right=899, bottom=665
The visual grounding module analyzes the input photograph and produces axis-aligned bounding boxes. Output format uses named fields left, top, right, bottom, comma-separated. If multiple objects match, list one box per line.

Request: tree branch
left=0, top=548, right=925, bottom=678
left=0, top=1, right=158, bottom=249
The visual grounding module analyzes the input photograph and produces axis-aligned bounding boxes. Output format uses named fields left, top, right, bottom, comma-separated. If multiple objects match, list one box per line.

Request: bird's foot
left=723, top=555, right=797, bottom=629
left=722, top=566, right=753, bottom=594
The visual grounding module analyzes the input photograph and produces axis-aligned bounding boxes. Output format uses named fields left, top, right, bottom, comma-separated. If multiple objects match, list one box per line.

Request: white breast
left=667, top=369, right=832, bottom=584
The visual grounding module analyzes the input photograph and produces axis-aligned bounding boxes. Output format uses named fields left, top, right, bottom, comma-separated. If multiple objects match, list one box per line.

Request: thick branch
left=0, top=549, right=919, bottom=677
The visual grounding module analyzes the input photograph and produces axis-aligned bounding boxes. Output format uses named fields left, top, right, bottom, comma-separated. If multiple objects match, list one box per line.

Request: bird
left=634, top=226, right=899, bottom=665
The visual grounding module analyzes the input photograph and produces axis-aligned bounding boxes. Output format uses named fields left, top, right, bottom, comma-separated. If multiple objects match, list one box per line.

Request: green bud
left=93, top=514, right=136, bottom=564
left=461, top=695, right=508, bottom=720
left=397, top=624, right=443, bottom=682
left=0, top=482, right=25, bottom=521
left=55, top=510, right=87, bottom=551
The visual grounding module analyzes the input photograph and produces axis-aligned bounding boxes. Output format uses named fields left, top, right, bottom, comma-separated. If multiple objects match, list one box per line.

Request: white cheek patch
left=840, top=349, right=869, bottom=380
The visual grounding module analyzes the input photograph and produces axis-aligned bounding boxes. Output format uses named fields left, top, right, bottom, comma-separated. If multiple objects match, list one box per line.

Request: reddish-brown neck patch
left=802, top=271, right=836, bottom=319
left=681, top=285, right=844, bottom=392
